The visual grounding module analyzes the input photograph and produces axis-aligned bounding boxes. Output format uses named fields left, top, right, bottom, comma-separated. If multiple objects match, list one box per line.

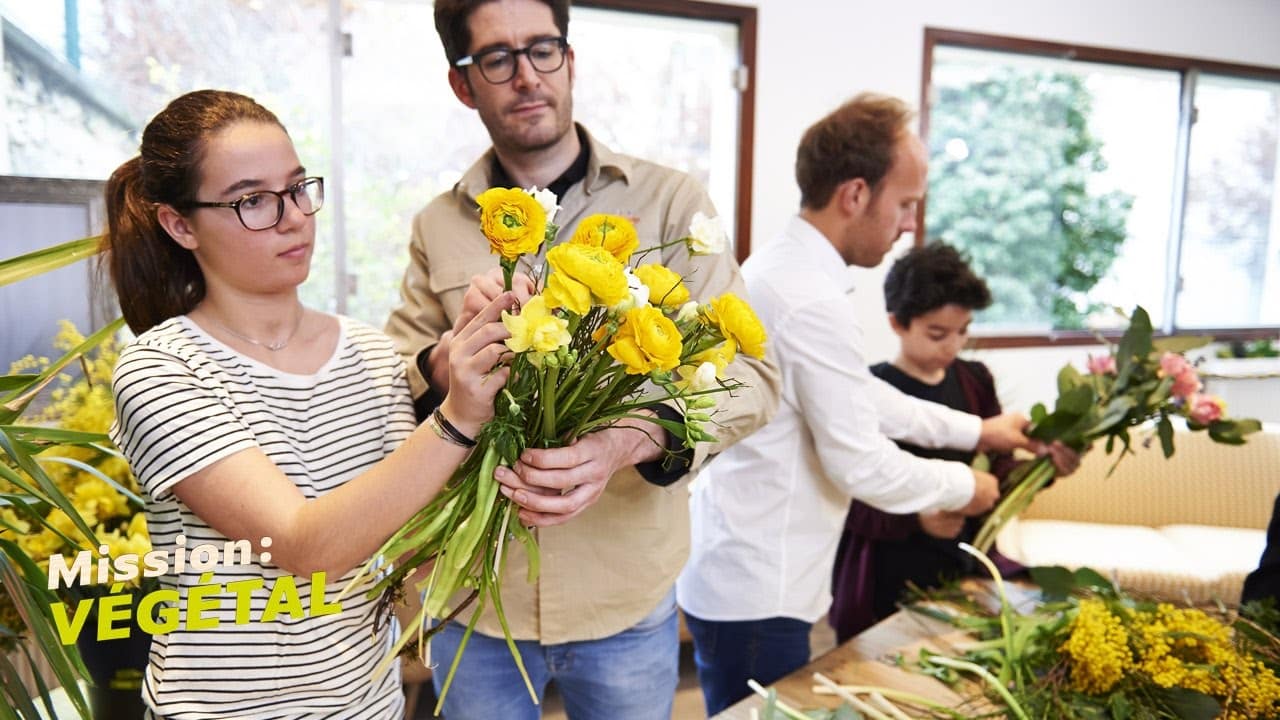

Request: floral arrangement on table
left=971, top=306, right=1262, bottom=553
left=345, top=187, right=766, bottom=712
left=755, top=547, right=1280, bottom=720
left=1, top=322, right=151, bottom=588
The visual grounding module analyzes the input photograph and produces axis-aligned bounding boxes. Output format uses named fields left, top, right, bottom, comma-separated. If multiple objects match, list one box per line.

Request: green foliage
left=927, top=67, right=1134, bottom=329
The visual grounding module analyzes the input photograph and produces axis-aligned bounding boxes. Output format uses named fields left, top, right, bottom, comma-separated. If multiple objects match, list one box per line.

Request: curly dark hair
left=884, top=243, right=992, bottom=327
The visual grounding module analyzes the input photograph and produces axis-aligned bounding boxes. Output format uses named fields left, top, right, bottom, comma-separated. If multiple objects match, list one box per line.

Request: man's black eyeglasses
left=185, top=177, right=324, bottom=231
left=456, top=37, right=569, bottom=85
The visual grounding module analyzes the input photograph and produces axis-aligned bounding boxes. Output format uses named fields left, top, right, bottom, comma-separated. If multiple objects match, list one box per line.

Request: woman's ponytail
left=102, top=156, right=204, bottom=334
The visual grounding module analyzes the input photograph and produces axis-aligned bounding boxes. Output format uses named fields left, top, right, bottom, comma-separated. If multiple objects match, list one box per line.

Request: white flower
left=613, top=267, right=651, bottom=312
left=686, top=211, right=728, bottom=255
left=524, top=186, right=561, bottom=224
left=676, top=300, right=700, bottom=324
left=686, top=361, right=719, bottom=392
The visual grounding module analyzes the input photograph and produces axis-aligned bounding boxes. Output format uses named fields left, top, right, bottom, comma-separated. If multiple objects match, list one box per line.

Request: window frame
left=919, top=27, right=1280, bottom=349
left=575, top=0, right=757, bottom=262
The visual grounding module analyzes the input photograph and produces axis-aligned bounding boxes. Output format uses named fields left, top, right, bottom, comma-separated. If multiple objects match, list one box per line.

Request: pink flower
left=1086, top=354, right=1117, bottom=375
left=1158, top=352, right=1191, bottom=379
left=1158, top=352, right=1202, bottom=399
left=1187, top=393, right=1226, bottom=425
left=1171, top=367, right=1202, bottom=399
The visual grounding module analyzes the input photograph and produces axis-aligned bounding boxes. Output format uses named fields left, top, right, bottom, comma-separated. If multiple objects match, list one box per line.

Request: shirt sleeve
left=781, top=301, right=975, bottom=514
left=109, top=343, right=257, bottom=501
left=870, top=374, right=982, bottom=449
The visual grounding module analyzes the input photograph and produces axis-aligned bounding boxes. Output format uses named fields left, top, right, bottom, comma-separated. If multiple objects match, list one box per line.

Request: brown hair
left=102, top=89, right=282, bottom=333
left=795, top=93, right=915, bottom=210
left=434, top=0, right=570, bottom=65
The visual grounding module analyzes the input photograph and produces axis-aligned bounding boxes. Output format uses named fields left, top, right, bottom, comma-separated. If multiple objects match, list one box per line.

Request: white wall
left=727, top=0, right=1280, bottom=411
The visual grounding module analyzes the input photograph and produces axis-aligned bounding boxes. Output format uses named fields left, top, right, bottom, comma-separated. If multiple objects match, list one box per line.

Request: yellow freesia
left=570, top=214, right=639, bottom=263
left=708, top=294, right=767, bottom=359
left=502, top=295, right=571, bottom=354
left=608, top=306, right=683, bottom=375
left=543, top=244, right=629, bottom=314
left=633, top=264, right=690, bottom=308
left=476, top=187, right=547, bottom=261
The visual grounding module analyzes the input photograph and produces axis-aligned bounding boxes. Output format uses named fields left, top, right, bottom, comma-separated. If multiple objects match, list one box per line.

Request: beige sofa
left=995, top=426, right=1279, bottom=605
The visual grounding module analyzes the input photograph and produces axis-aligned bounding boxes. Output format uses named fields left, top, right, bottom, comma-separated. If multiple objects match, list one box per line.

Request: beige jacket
left=384, top=126, right=780, bottom=643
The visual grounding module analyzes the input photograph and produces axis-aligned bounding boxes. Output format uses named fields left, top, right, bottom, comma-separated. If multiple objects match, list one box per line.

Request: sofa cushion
left=997, top=517, right=1266, bottom=604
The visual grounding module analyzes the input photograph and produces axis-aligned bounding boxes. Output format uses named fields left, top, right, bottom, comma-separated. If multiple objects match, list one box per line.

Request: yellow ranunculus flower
left=633, top=264, right=690, bottom=308
left=476, top=187, right=547, bottom=261
left=502, top=295, right=571, bottom=354
left=709, top=294, right=767, bottom=359
left=543, top=244, right=629, bottom=314
left=570, top=214, right=639, bottom=262
left=608, top=306, right=683, bottom=375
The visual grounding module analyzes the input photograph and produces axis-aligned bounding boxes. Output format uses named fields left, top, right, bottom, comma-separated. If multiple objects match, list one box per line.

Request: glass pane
left=1177, top=73, right=1280, bottom=329
left=1, top=1, right=334, bottom=304
left=340, top=2, right=742, bottom=328
left=926, top=45, right=1181, bottom=333
left=573, top=7, right=741, bottom=241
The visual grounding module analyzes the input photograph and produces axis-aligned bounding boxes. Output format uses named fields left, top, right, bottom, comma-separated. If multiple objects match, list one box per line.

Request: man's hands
left=978, top=412, right=1034, bottom=453
left=427, top=267, right=536, bottom=395
left=919, top=510, right=966, bottom=540
left=494, top=414, right=667, bottom=527
left=957, top=468, right=1000, bottom=516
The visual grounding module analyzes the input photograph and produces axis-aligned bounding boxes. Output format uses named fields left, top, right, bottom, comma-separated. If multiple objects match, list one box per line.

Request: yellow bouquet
left=347, top=187, right=766, bottom=712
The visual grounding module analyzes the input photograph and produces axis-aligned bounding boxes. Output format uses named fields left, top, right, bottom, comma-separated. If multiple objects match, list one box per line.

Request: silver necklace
left=206, top=308, right=305, bottom=352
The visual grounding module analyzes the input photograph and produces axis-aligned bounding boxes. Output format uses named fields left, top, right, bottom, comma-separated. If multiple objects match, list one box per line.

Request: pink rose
left=1187, top=393, right=1226, bottom=425
left=1086, top=354, right=1117, bottom=375
left=1171, top=367, right=1202, bottom=399
left=1158, top=352, right=1191, bottom=379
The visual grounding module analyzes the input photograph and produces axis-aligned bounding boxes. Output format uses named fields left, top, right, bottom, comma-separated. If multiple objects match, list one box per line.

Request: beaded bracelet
left=428, top=407, right=477, bottom=448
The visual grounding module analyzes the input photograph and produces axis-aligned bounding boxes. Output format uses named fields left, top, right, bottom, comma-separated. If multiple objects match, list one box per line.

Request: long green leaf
left=0, top=236, right=100, bottom=289
left=0, top=430, right=98, bottom=546
left=37, top=456, right=144, bottom=507
left=0, top=648, right=41, bottom=720
left=0, top=544, right=91, bottom=718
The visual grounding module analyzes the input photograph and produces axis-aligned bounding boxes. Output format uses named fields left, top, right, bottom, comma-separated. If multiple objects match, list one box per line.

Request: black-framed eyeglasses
left=456, top=37, right=569, bottom=84
left=184, top=177, right=324, bottom=231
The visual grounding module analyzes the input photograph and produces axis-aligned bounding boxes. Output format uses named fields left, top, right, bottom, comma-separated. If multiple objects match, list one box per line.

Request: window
left=0, top=0, right=755, bottom=331
left=921, top=29, right=1280, bottom=343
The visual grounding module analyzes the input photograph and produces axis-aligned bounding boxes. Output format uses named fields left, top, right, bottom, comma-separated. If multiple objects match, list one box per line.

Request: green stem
left=972, top=456, right=1057, bottom=553
left=923, top=656, right=1030, bottom=720
left=812, top=685, right=969, bottom=719
left=959, top=542, right=1019, bottom=691
left=542, top=365, right=559, bottom=444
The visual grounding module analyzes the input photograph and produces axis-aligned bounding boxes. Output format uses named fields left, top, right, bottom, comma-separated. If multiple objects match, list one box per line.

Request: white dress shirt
left=677, top=216, right=982, bottom=624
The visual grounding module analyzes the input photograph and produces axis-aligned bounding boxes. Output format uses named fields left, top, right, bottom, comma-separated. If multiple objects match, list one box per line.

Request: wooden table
left=712, top=601, right=1008, bottom=719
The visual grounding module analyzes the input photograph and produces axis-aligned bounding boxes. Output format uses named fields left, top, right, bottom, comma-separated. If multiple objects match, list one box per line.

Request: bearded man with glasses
left=383, top=1, right=779, bottom=718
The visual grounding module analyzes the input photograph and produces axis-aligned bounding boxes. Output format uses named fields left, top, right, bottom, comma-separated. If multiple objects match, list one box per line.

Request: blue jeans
left=429, top=591, right=679, bottom=720
left=683, top=613, right=811, bottom=716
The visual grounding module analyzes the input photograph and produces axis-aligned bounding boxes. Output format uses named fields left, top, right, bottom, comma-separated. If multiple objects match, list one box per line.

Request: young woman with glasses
left=102, top=89, right=514, bottom=719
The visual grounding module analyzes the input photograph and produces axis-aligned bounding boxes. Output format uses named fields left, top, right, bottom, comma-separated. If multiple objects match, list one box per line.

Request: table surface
left=711, top=583, right=1038, bottom=719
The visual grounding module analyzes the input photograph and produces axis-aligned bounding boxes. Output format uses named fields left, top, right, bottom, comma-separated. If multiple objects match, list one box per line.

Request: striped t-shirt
left=110, top=314, right=417, bottom=720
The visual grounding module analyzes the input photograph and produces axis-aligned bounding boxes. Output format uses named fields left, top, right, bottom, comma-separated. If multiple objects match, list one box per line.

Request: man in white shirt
left=676, top=93, right=1036, bottom=716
